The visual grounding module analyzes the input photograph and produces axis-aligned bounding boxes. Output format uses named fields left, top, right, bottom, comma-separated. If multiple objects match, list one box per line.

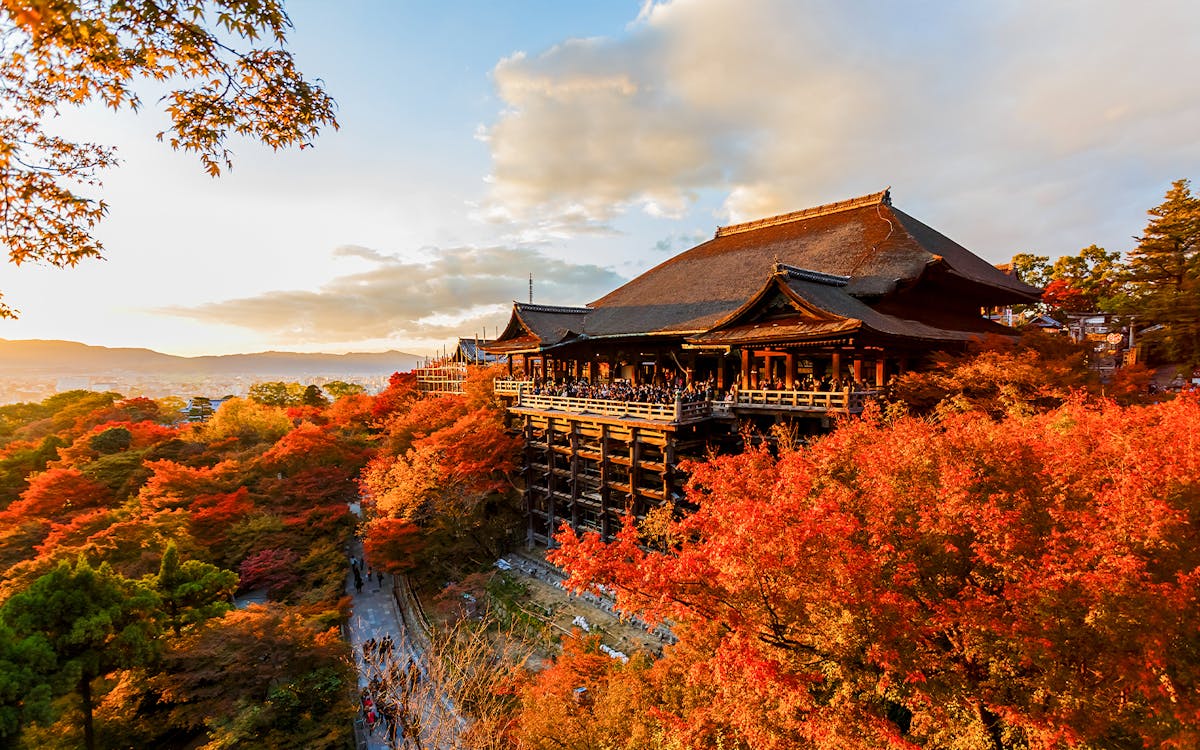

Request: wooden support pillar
left=875, top=359, right=886, bottom=387
left=750, top=353, right=760, bottom=389
left=507, top=355, right=513, bottom=376
left=521, top=353, right=529, bottom=377
left=523, top=415, right=534, bottom=547
left=545, top=417, right=556, bottom=542
left=569, top=423, right=580, bottom=529
left=740, top=349, right=750, bottom=389
left=630, top=429, right=641, bottom=523
left=831, top=351, right=842, bottom=381
left=573, top=359, right=581, bottom=380
left=853, top=357, right=863, bottom=384
left=785, top=352, right=795, bottom=389
left=599, top=424, right=611, bottom=540
left=716, top=355, right=726, bottom=389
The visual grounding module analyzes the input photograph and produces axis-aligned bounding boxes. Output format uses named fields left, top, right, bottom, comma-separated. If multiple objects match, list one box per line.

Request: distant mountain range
left=0, top=339, right=423, bottom=377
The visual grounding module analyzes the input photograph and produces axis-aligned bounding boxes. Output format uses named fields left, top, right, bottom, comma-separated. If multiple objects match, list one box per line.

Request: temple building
left=414, top=337, right=500, bottom=396
left=464, top=189, right=1040, bottom=545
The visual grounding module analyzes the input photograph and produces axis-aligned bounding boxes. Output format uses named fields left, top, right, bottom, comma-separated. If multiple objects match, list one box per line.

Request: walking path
left=344, top=546, right=462, bottom=750
left=344, top=554, right=410, bottom=750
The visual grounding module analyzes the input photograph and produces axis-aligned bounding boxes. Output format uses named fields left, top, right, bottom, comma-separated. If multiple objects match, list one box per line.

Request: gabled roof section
left=706, top=265, right=852, bottom=331
left=453, top=338, right=501, bottom=363
left=688, top=262, right=1012, bottom=347
left=484, top=302, right=590, bottom=354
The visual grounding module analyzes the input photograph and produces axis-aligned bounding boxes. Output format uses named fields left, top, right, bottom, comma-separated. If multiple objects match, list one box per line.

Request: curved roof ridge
left=715, top=188, right=891, bottom=238
left=773, top=262, right=850, bottom=287
left=515, top=302, right=590, bottom=314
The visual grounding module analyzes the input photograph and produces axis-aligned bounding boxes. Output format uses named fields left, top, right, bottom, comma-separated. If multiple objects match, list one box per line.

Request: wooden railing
left=732, top=388, right=878, bottom=412
left=515, top=392, right=709, bottom=423
left=494, top=378, right=522, bottom=396
left=416, top=363, right=467, bottom=395
left=494, top=379, right=876, bottom=420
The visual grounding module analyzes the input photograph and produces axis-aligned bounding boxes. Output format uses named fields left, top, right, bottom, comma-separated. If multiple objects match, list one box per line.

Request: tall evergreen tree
left=0, top=620, right=55, bottom=740
left=302, top=384, right=331, bottom=408
left=151, top=542, right=238, bottom=637
left=0, top=557, right=161, bottom=750
left=1125, top=179, right=1200, bottom=363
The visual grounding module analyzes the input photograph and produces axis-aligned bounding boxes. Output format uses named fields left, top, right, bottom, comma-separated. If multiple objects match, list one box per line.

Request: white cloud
left=159, top=245, right=625, bottom=344
left=481, top=0, right=1200, bottom=256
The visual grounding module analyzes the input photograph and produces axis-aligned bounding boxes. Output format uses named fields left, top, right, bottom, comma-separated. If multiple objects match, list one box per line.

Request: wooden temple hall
left=470, top=189, right=1040, bottom=545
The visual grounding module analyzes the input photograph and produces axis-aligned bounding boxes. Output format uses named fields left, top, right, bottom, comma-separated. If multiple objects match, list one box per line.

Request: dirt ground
left=502, top=548, right=669, bottom=662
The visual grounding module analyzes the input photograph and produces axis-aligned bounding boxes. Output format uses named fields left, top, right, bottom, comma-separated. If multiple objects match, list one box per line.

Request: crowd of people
left=512, top=373, right=882, bottom=406
left=359, top=634, right=424, bottom=749
left=527, top=376, right=714, bottom=404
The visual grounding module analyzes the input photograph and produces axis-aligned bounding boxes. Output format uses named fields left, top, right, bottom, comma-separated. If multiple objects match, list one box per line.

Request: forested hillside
left=0, top=368, right=525, bottom=749
left=0, top=384, right=386, bottom=748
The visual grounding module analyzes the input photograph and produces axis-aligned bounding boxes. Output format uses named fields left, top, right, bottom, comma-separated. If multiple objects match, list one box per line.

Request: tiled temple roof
left=484, top=190, right=1041, bottom=353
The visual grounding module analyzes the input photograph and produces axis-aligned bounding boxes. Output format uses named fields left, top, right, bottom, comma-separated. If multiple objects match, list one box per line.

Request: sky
left=3, top=0, right=1199, bottom=357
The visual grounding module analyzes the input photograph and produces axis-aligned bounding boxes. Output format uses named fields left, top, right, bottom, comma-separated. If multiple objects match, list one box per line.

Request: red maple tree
left=548, top=395, right=1200, bottom=748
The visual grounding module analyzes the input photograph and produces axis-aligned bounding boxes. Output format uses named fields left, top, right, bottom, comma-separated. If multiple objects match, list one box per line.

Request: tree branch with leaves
left=0, top=0, right=337, bottom=317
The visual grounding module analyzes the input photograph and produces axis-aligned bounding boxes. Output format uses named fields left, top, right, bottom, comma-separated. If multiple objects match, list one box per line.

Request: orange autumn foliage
left=379, top=394, right=469, bottom=456
left=362, top=517, right=424, bottom=574
left=256, top=421, right=369, bottom=475
left=3, top=466, right=111, bottom=521
left=55, top=420, right=178, bottom=467
left=512, top=633, right=659, bottom=750
left=371, top=371, right=419, bottom=420
left=137, top=460, right=235, bottom=511
left=890, top=331, right=1094, bottom=418
left=189, top=488, right=254, bottom=546
left=548, top=395, right=1200, bottom=749
left=324, top=392, right=375, bottom=427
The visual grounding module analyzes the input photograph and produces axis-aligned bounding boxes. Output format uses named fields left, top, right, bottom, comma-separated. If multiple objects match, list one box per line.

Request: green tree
left=185, top=396, right=215, bottom=422
left=0, top=1, right=337, bottom=318
left=151, top=543, right=238, bottom=637
left=1007, top=252, right=1052, bottom=288
left=248, top=381, right=304, bottom=407
left=322, top=380, right=365, bottom=400
left=1124, top=179, right=1200, bottom=364
left=155, top=396, right=187, bottom=424
left=88, top=426, right=132, bottom=455
left=0, top=557, right=161, bottom=750
left=0, top=620, right=55, bottom=740
left=302, top=384, right=330, bottom=408
left=200, top=397, right=291, bottom=444
left=1048, top=244, right=1125, bottom=312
